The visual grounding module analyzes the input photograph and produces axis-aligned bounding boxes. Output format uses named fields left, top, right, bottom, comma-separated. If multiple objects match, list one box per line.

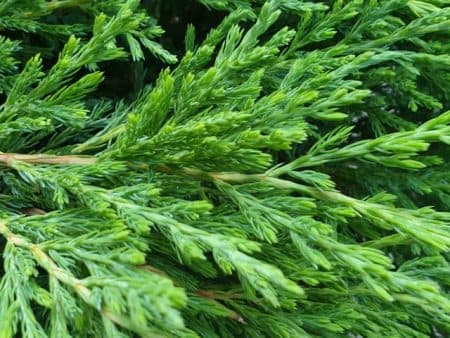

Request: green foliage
left=0, top=0, right=449, bottom=337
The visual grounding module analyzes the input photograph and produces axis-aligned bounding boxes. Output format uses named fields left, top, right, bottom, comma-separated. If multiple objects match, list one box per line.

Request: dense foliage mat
left=0, top=0, right=449, bottom=337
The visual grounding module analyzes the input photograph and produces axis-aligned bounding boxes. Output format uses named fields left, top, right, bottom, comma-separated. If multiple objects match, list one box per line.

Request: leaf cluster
left=0, top=0, right=449, bottom=337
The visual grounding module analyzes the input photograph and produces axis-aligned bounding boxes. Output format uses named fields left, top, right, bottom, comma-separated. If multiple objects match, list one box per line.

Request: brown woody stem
left=0, top=153, right=97, bottom=166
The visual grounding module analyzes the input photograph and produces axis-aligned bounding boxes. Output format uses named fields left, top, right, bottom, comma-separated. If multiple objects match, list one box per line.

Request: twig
left=0, top=153, right=96, bottom=166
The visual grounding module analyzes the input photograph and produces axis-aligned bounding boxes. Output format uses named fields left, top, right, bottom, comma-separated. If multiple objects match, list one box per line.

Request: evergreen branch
left=154, top=167, right=450, bottom=253
left=0, top=219, right=164, bottom=337
left=272, top=110, right=450, bottom=175
left=4, top=146, right=446, bottom=253
left=1, top=0, right=450, bottom=336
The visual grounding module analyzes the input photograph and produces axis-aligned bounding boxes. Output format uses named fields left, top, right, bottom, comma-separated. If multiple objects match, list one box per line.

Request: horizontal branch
left=0, top=152, right=347, bottom=203
left=0, top=153, right=97, bottom=166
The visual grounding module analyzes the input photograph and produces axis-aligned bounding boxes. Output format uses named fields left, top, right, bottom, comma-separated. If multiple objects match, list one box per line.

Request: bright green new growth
left=0, top=0, right=449, bottom=337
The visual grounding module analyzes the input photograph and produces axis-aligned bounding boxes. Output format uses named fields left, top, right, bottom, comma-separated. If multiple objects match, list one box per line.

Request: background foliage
left=0, top=0, right=449, bottom=337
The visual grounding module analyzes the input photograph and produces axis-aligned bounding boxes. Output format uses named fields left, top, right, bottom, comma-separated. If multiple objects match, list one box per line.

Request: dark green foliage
left=0, top=0, right=449, bottom=337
